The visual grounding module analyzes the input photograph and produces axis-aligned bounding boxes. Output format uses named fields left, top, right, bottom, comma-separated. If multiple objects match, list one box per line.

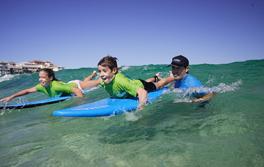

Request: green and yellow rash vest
left=35, top=80, right=77, bottom=97
left=100, top=73, right=144, bottom=98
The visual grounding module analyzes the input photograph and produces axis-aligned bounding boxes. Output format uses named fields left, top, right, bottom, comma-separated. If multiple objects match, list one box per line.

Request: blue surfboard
left=0, top=89, right=94, bottom=110
left=52, top=88, right=168, bottom=117
left=0, top=96, right=71, bottom=109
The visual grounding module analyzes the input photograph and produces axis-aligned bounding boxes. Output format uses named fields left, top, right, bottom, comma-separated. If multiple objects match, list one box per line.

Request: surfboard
left=0, top=89, right=94, bottom=110
left=0, top=96, right=71, bottom=109
left=52, top=88, right=168, bottom=117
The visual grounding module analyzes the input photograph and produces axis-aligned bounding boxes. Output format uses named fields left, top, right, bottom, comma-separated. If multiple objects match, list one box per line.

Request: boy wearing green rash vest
left=0, top=68, right=97, bottom=103
left=100, top=73, right=144, bottom=98
left=82, top=56, right=158, bottom=110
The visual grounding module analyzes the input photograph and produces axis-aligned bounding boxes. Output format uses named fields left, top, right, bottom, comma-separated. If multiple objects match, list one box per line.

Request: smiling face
left=98, top=65, right=117, bottom=84
left=171, top=65, right=189, bottom=80
left=39, top=71, right=53, bottom=87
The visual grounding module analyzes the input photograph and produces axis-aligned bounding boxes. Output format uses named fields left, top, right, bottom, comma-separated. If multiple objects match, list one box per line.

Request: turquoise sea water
left=0, top=60, right=264, bottom=167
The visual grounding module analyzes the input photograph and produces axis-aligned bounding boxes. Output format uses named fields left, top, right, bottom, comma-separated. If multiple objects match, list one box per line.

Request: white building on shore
left=0, top=60, right=64, bottom=76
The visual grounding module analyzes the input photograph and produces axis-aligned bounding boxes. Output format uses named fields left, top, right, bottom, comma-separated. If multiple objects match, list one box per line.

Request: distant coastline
left=0, top=60, right=64, bottom=76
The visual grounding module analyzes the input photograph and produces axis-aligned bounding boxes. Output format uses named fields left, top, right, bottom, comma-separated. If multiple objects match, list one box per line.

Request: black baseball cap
left=169, top=55, right=189, bottom=67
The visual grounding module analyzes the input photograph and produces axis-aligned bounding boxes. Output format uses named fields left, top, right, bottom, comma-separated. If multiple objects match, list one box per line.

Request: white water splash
left=172, top=80, right=242, bottom=103
left=172, top=89, right=193, bottom=103
left=173, top=97, right=193, bottom=103
left=143, top=66, right=149, bottom=70
left=0, top=96, right=29, bottom=111
left=15, top=97, right=29, bottom=105
left=0, top=74, right=18, bottom=83
left=124, top=111, right=141, bottom=121
left=82, top=86, right=99, bottom=93
left=205, top=75, right=215, bottom=85
left=210, top=80, right=242, bottom=93
left=120, top=66, right=130, bottom=71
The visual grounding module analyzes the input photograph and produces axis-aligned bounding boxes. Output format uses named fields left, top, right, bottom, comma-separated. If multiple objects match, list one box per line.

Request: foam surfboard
left=52, top=88, right=168, bottom=117
left=0, top=89, right=93, bottom=110
left=0, top=96, right=71, bottom=109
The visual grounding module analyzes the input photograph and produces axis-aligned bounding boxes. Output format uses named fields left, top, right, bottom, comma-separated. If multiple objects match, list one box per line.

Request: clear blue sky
left=0, top=0, right=264, bottom=68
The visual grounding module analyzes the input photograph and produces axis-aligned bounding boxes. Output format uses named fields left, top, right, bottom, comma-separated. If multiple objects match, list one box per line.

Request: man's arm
left=155, top=76, right=175, bottom=89
left=192, top=92, right=215, bottom=103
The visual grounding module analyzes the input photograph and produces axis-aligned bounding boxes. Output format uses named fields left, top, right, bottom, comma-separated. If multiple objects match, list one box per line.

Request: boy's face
left=98, top=65, right=117, bottom=84
left=39, top=71, right=52, bottom=87
left=171, top=65, right=189, bottom=80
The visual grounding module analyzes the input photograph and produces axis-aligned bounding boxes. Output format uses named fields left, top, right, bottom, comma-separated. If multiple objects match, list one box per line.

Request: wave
left=171, top=80, right=242, bottom=103
left=124, top=111, right=142, bottom=121
left=210, top=80, right=242, bottom=93
left=120, top=66, right=131, bottom=71
left=0, top=74, right=19, bottom=83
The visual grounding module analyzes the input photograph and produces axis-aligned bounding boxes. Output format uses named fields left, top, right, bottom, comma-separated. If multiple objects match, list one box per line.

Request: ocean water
left=0, top=60, right=264, bottom=167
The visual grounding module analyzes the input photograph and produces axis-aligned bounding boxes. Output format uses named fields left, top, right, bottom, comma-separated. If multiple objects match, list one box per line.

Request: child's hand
left=91, top=71, right=97, bottom=78
left=137, top=104, right=144, bottom=111
left=0, top=96, right=12, bottom=103
left=137, top=100, right=148, bottom=111
left=169, top=71, right=174, bottom=77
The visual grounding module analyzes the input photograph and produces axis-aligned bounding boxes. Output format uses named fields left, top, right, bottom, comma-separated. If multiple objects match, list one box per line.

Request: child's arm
left=0, top=87, right=37, bottom=103
left=83, top=71, right=97, bottom=82
left=80, top=79, right=101, bottom=89
left=136, top=88, right=148, bottom=110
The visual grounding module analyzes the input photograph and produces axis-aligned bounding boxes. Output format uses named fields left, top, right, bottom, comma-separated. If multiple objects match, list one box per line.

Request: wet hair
left=97, top=55, right=118, bottom=73
left=40, top=68, right=58, bottom=81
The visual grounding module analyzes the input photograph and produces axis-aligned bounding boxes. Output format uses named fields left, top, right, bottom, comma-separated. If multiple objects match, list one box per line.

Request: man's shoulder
left=184, top=74, right=203, bottom=87
left=186, top=74, right=199, bottom=81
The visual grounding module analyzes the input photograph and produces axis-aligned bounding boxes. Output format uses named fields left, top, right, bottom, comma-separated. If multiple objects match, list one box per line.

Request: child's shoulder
left=115, top=72, right=128, bottom=79
left=114, top=73, right=134, bottom=85
left=51, top=80, right=69, bottom=88
left=52, top=80, right=66, bottom=84
left=35, top=83, right=43, bottom=90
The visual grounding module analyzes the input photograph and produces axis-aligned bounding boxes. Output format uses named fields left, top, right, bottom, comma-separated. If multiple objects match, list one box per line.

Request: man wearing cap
left=155, top=55, right=214, bottom=103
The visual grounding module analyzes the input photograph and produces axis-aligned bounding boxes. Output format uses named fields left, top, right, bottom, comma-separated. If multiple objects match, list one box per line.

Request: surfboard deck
left=52, top=88, right=168, bottom=117
left=0, top=96, right=71, bottom=109
left=0, top=89, right=93, bottom=110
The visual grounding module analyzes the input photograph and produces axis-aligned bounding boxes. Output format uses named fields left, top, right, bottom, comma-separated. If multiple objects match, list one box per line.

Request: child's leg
left=145, top=78, right=156, bottom=82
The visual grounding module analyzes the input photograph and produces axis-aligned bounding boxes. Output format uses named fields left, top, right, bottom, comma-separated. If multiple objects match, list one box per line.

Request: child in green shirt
left=0, top=68, right=96, bottom=103
left=82, top=56, right=158, bottom=110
